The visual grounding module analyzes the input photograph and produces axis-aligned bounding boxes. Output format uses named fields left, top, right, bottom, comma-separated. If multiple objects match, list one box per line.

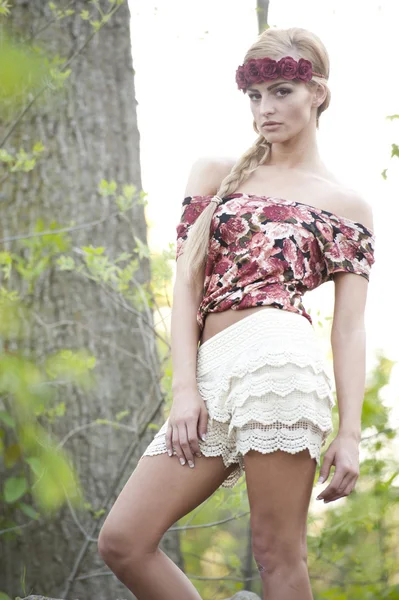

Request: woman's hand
left=165, top=385, right=209, bottom=469
left=316, top=432, right=360, bottom=504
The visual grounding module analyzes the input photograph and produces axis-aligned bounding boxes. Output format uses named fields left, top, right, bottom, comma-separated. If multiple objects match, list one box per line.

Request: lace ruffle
left=140, top=416, right=328, bottom=489
left=141, top=309, right=335, bottom=488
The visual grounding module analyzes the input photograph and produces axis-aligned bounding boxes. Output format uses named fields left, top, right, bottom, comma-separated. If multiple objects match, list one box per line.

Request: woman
left=98, top=26, right=376, bottom=600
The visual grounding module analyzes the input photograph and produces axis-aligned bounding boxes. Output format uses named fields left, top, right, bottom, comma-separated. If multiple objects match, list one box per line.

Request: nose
left=260, top=98, right=277, bottom=117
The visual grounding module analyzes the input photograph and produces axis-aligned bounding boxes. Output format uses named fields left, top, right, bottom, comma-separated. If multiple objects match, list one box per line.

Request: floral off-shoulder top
left=175, top=193, right=376, bottom=332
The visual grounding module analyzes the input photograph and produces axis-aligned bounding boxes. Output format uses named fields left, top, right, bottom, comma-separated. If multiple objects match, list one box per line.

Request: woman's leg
left=98, top=451, right=237, bottom=600
left=243, top=448, right=317, bottom=600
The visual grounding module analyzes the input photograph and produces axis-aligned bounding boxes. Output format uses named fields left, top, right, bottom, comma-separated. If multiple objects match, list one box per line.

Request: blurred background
left=0, top=1, right=398, bottom=599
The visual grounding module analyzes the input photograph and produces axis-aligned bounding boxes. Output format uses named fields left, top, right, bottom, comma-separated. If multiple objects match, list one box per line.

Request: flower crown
left=235, top=55, right=326, bottom=92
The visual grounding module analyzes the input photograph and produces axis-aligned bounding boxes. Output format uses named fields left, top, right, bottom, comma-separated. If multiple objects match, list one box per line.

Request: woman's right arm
left=164, top=156, right=235, bottom=468
left=167, top=260, right=208, bottom=468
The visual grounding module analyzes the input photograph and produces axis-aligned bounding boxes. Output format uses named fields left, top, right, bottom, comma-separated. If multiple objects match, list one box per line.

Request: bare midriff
left=198, top=305, right=279, bottom=347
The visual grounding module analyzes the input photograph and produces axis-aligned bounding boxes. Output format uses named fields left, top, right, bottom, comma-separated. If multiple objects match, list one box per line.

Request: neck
left=264, top=122, right=325, bottom=172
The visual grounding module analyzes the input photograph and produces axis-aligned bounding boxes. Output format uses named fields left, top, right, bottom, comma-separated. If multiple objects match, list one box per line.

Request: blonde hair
left=180, top=26, right=331, bottom=282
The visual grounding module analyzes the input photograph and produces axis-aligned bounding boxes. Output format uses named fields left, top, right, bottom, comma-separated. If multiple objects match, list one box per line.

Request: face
left=247, top=77, right=320, bottom=141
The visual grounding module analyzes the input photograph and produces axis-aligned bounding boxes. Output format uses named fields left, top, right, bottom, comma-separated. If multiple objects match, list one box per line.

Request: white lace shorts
left=140, top=307, right=335, bottom=488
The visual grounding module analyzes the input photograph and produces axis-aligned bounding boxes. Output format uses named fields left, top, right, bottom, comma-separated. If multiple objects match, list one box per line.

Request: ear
left=312, top=82, right=327, bottom=107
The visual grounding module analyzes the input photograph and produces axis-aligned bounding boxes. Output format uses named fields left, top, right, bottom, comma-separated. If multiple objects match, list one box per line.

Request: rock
left=20, top=592, right=261, bottom=600
left=20, top=597, right=67, bottom=600
left=20, top=597, right=71, bottom=600
left=228, top=593, right=262, bottom=600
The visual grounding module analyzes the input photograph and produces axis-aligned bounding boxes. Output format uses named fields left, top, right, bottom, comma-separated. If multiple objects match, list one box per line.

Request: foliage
left=0, top=287, right=96, bottom=520
left=0, top=2, right=398, bottom=600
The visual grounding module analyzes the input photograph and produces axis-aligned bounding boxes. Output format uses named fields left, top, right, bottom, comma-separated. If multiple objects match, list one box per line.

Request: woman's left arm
left=331, top=274, right=369, bottom=442
left=316, top=272, right=370, bottom=504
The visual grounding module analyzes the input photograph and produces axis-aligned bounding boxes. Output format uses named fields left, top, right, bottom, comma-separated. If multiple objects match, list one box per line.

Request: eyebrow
left=247, top=81, right=293, bottom=92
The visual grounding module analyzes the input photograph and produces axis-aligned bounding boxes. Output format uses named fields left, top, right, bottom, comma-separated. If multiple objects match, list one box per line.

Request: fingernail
left=180, top=458, right=185, bottom=465
left=317, top=476, right=325, bottom=484
left=316, top=496, right=322, bottom=500
left=201, top=434, right=207, bottom=441
left=196, top=452, right=202, bottom=457
left=188, top=460, right=194, bottom=468
left=168, top=450, right=172, bottom=457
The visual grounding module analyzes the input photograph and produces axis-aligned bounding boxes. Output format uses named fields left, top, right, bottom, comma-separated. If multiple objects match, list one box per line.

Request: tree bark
left=0, top=2, right=182, bottom=599
left=256, top=0, right=270, bottom=32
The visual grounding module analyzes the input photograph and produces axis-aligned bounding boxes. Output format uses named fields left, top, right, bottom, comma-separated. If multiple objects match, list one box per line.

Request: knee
left=98, top=523, right=126, bottom=569
left=252, top=532, right=307, bottom=575
left=98, top=521, right=147, bottom=570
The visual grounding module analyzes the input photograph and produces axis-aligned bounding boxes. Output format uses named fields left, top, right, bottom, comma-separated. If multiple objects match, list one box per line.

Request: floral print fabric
left=175, top=193, right=376, bottom=332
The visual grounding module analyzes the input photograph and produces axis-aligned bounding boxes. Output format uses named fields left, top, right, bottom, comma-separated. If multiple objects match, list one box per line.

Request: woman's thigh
left=243, top=449, right=317, bottom=559
left=98, top=452, right=236, bottom=557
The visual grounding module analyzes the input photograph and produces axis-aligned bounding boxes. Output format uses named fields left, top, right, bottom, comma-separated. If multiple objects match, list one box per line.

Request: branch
left=0, top=1, right=125, bottom=147
left=96, top=279, right=171, bottom=350
left=0, top=205, right=131, bottom=245
left=61, top=384, right=166, bottom=598
left=57, top=420, right=136, bottom=450
left=24, top=0, right=77, bottom=45
left=170, top=511, right=250, bottom=531
left=32, top=311, right=153, bottom=368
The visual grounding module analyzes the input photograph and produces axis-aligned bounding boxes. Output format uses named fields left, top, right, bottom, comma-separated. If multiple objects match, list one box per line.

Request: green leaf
left=81, top=245, right=105, bottom=255
left=133, top=236, right=150, bottom=259
left=391, top=143, right=399, bottom=159
left=32, top=141, right=45, bottom=154
left=4, top=476, right=28, bottom=503
left=0, top=592, right=12, bottom=600
left=19, top=502, right=40, bottom=520
left=148, top=422, right=161, bottom=431
left=122, top=183, right=136, bottom=201
left=98, top=178, right=117, bottom=197
left=0, top=410, right=16, bottom=428
left=56, top=255, right=76, bottom=271
left=115, top=410, right=129, bottom=421
left=25, top=457, right=43, bottom=477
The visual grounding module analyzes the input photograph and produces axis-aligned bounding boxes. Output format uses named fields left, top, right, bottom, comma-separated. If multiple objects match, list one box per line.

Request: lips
left=262, top=121, right=281, bottom=126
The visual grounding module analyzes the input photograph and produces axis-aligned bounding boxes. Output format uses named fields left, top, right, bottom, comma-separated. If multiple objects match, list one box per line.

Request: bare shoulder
left=338, top=186, right=375, bottom=232
left=184, top=156, right=237, bottom=197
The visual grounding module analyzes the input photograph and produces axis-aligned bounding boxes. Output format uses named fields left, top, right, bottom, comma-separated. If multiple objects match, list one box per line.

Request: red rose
left=283, top=237, right=297, bottom=262
left=213, top=257, right=231, bottom=275
left=258, top=58, right=279, bottom=80
left=277, top=56, right=298, bottom=80
left=261, top=204, right=294, bottom=221
left=293, top=251, right=304, bottom=279
left=235, top=66, right=247, bottom=90
left=326, top=241, right=345, bottom=261
left=296, top=58, right=313, bottom=82
left=315, top=220, right=333, bottom=241
left=219, top=216, right=249, bottom=245
left=244, top=59, right=263, bottom=84
left=339, top=223, right=358, bottom=239
left=339, top=238, right=358, bottom=261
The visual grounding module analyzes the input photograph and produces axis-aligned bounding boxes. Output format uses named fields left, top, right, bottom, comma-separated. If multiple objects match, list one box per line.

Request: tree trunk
left=0, top=2, right=182, bottom=599
left=256, top=0, right=270, bottom=32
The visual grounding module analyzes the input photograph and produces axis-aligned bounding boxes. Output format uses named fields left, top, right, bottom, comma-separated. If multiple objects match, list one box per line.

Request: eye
left=248, top=93, right=261, bottom=101
left=276, top=87, right=291, bottom=97
left=248, top=88, right=291, bottom=101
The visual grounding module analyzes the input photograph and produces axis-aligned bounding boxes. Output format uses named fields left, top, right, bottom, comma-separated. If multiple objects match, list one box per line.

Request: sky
left=128, top=0, right=399, bottom=433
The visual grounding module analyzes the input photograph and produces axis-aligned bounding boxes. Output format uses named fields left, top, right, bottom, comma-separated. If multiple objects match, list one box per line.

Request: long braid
left=181, top=133, right=271, bottom=282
